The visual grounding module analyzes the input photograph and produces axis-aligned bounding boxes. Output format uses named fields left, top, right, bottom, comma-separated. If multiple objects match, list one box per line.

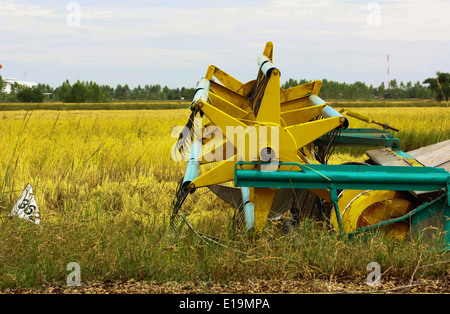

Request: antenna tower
left=387, top=54, right=390, bottom=89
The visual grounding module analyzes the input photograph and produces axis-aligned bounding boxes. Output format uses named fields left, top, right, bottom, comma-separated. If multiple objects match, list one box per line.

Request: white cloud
left=356, top=0, right=450, bottom=41
left=0, top=0, right=56, bottom=17
left=0, top=0, right=448, bottom=87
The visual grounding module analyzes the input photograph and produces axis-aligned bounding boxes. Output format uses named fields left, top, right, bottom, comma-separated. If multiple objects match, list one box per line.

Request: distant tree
left=37, top=83, right=53, bottom=94
left=282, top=78, right=299, bottom=89
left=375, top=82, right=385, bottom=98
left=150, top=84, right=161, bottom=99
left=85, top=81, right=107, bottom=103
left=115, top=84, right=131, bottom=100
left=9, top=82, right=23, bottom=95
left=55, top=80, right=72, bottom=102
left=0, top=75, right=4, bottom=94
left=162, top=86, right=173, bottom=100
left=7, top=74, right=443, bottom=104
left=423, top=72, right=450, bottom=102
left=181, top=87, right=195, bottom=100
left=37, top=83, right=54, bottom=100
left=100, top=85, right=115, bottom=99
left=406, top=81, right=428, bottom=99
left=389, top=79, right=398, bottom=89
left=70, top=81, right=87, bottom=103
left=17, top=87, right=45, bottom=103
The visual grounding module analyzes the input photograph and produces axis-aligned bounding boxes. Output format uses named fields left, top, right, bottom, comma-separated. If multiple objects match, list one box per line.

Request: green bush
left=17, top=88, right=45, bottom=103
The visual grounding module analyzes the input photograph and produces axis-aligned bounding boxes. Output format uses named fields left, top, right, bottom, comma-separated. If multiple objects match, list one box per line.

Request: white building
left=3, top=78, right=38, bottom=94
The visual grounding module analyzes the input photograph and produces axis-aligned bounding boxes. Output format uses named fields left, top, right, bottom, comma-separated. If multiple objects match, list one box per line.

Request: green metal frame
left=235, top=162, right=450, bottom=193
left=316, top=128, right=401, bottom=151
left=234, top=161, right=450, bottom=249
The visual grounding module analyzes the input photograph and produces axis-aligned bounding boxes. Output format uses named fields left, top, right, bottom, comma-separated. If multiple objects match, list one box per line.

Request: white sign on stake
left=9, top=184, right=40, bottom=225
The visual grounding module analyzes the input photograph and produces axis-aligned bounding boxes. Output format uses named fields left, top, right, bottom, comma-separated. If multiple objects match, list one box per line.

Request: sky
left=0, top=0, right=449, bottom=89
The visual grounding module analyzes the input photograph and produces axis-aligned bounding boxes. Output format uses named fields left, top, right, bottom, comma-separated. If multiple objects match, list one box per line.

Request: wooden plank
left=366, top=145, right=448, bottom=200
left=407, top=139, right=450, bottom=172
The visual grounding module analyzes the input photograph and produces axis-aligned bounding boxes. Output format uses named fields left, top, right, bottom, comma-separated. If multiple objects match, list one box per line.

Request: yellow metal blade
left=205, top=65, right=245, bottom=94
left=255, top=70, right=281, bottom=124
left=197, top=100, right=249, bottom=145
left=263, top=41, right=274, bottom=61
left=280, top=80, right=322, bottom=103
left=209, top=93, right=250, bottom=119
left=190, top=157, right=237, bottom=189
left=202, top=124, right=221, bottom=145
left=199, top=139, right=236, bottom=164
left=210, top=81, right=251, bottom=111
left=279, top=80, right=323, bottom=112
left=251, top=187, right=277, bottom=234
left=284, top=116, right=344, bottom=150
left=280, top=97, right=310, bottom=112
left=307, top=189, right=331, bottom=202
left=280, top=104, right=326, bottom=127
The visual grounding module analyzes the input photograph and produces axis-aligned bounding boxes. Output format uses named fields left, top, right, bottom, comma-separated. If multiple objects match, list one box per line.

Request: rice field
left=0, top=106, right=448, bottom=291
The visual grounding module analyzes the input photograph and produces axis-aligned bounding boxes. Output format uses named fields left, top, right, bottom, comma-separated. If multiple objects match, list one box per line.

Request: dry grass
left=0, top=108, right=448, bottom=291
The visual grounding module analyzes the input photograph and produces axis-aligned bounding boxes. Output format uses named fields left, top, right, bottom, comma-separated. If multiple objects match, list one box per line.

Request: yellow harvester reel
left=180, top=42, right=348, bottom=234
left=173, top=42, right=450, bottom=249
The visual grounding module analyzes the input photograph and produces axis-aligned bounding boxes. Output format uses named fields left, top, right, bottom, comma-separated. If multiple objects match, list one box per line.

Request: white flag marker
left=9, top=184, right=40, bottom=225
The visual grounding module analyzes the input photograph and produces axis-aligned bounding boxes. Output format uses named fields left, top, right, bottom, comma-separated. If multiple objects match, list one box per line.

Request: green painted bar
left=316, top=128, right=401, bottom=150
left=235, top=163, right=449, bottom=192
left=235, top=162, right=450, bottom=248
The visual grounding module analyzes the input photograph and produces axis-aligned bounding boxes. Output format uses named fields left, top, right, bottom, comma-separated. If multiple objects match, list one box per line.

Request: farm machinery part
left=171, top=42, right=450, bottom=250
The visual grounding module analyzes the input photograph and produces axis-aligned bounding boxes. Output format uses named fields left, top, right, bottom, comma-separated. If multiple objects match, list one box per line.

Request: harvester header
left=171, top=42, right=450, bottom=251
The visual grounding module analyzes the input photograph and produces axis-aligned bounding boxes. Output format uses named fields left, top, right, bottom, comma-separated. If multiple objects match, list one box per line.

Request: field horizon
left=0, top=98, right=448, bottom=112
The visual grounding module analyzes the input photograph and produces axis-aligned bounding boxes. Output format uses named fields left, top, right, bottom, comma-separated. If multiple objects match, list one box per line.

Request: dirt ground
left=2, top=277, right=449, bottom=294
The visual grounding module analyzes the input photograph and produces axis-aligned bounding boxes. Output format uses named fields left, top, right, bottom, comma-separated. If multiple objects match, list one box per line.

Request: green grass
left=0, top=213, right=448, bottom=290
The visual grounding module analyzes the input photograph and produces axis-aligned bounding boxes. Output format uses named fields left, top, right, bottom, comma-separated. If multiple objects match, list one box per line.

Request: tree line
left=0, top=79, right=196, bottom=103
left=0, top=72, right=448, bottom=103
left=282, top=72, right=449, bottom=101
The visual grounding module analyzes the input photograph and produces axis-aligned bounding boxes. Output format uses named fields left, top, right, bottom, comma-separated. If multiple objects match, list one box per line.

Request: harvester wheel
left=330, top=190, right=417, bottom=240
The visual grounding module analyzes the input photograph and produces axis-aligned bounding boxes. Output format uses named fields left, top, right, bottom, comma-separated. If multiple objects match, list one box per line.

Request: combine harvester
left=172, top=42, right=450, bottom=250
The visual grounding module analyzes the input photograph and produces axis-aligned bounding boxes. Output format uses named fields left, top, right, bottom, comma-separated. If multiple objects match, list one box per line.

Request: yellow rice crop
left=0, top=107, right=448, bottom=223
left=0, top=107, right=448, bottom=289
